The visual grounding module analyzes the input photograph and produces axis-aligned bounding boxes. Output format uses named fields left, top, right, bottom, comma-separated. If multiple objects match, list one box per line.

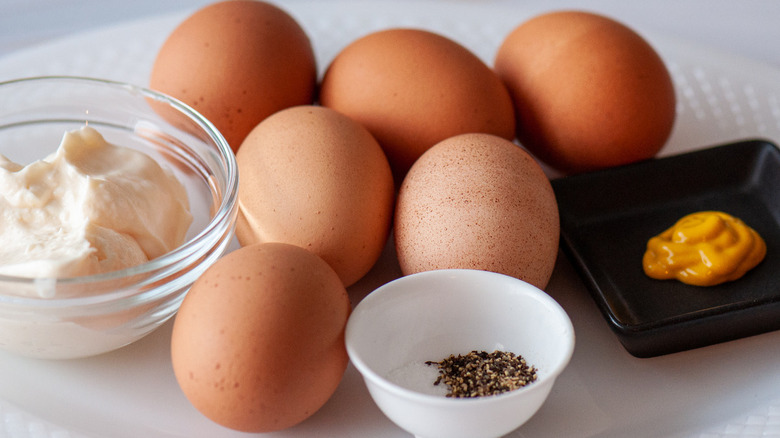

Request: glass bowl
left=0, top=76, right=238, bottom=359
left=345, top=269, right=575, bottom=438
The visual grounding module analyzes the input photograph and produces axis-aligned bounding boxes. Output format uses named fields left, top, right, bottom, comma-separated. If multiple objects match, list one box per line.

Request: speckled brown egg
left=171, top=242, right=350, bottom=433
left=319, top=28, right=515, bottom=180
left=494, top=10, right=676, bottom=174
left=149, top=0, right=316, bottom=152
left=235, top=105, right=395, bottom=287
left=394, top=133, right=559, bottom=290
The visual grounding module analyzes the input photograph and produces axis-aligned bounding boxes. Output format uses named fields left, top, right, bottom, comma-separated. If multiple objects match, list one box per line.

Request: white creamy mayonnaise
left=0, top=126, right=192, bottom=291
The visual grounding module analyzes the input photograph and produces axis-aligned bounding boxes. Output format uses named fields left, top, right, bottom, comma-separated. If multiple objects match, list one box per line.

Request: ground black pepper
left=425, top=350, right=538, bottom=398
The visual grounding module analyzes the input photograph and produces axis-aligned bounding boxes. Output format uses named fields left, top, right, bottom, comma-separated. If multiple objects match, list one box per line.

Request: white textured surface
left=699, top=402, right=780, bottom=438
left=0, top=2, right=779, bottom=437
left=1, top=402, right=79, bottom=438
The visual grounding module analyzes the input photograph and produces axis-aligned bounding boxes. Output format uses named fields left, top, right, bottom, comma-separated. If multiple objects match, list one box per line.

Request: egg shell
left=235, top=105, right=395, bottom=287
left=319, top=28, right=515, bottom=181
left=149, top=0, right=316, bottom=152
left=394, top=133, right=559, bottom=290
left=494, top=10, right=676, bottom=174
left=170, top=242, right=350, bottom=433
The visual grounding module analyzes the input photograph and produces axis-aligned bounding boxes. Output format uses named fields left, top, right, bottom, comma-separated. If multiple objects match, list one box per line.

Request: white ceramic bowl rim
left=346, top=269, right=576, bottom=406
left=0, top=76, right=239, bottom=306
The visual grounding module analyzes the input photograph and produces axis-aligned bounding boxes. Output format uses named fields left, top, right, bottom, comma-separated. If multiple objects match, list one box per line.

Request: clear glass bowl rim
left=0, top=75, right=239, bottom=307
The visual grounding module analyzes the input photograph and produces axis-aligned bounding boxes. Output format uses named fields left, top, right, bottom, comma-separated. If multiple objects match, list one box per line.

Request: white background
left=3, top=0, right=780, bottom=70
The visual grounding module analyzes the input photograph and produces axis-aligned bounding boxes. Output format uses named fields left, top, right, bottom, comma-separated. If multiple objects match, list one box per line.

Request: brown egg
left=171, top=242, right=350, bottom=433
left=494, top=10, right=676, bottom=174
left=235, top=105, right=395, bottom=287
left=394, top=133, right=559, bottom=290
left=319, top=28, right=515, bottom=180
left=149, top=0, right=316, bottom=152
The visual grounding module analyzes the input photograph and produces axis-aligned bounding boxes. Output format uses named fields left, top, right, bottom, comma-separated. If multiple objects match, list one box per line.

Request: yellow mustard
left=643, top=211, right=766, bottom=286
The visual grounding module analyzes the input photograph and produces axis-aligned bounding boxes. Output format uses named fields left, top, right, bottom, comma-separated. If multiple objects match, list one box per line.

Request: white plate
left=1, top=2, right=779, bottom=437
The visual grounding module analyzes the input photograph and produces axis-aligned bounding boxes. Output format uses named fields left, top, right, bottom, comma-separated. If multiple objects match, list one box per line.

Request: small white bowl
left=345, top=269, right=575, bottom=438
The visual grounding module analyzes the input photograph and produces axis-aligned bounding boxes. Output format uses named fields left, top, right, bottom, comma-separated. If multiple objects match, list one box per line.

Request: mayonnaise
left=0, top=126, right=192, bottom=291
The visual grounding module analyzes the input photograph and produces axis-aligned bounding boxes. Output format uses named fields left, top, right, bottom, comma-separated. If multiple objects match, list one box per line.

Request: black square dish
left=551, top=139, right=780, bottom=358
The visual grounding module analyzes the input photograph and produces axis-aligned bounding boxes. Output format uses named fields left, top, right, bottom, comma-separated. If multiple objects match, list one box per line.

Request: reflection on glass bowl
left=0, top=76, right=238, bottom=359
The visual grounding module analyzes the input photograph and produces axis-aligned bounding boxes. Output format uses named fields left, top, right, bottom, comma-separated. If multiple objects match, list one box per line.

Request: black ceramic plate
left=551, top=139, right=780, bottom=358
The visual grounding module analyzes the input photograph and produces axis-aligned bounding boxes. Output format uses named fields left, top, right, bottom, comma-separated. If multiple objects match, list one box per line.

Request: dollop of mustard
left=643, top=211, right=766, bottom=286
